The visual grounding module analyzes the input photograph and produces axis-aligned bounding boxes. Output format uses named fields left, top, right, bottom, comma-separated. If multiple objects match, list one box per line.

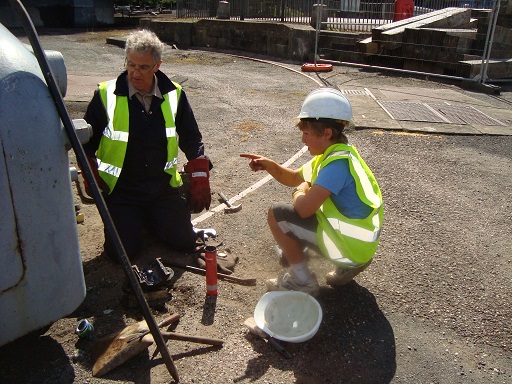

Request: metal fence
left=174, top=0, right=509, bottom=82
left=316, top=0, right=508, bottom=82
left=176, top=0, right=310, bottom=21
left=175, top=0, right=493, bottom=29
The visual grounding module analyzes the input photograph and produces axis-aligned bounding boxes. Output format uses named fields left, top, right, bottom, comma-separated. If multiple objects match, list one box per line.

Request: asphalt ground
left=66, top=36, right=512, bottom=137
left=1, top=27, right=511, bottom=384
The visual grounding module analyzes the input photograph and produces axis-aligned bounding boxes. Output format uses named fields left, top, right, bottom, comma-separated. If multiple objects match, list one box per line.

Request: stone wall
left=140, top=18, right=315, bottom=62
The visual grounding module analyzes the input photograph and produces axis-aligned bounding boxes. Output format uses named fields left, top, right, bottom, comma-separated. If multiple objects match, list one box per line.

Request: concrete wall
left=140, top=18, right=315, bottom=62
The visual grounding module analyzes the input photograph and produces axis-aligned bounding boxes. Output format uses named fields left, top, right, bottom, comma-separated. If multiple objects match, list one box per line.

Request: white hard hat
left=254, top=291, right=323, bottom=343
left=296, top=87, right=353, bottom=122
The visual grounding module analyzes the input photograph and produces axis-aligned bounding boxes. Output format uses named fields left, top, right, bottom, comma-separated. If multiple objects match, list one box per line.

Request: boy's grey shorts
left=271, top=202, right=371, bottom=274
left=271, top=202, right=322, bottom=254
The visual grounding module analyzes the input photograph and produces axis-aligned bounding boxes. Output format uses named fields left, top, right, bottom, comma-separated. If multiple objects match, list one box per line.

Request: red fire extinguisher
left=393, top=0, right=414, bottom=22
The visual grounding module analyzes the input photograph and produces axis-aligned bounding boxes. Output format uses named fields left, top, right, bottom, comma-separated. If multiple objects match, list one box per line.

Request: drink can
left=75, top=319, right=94, bottom=340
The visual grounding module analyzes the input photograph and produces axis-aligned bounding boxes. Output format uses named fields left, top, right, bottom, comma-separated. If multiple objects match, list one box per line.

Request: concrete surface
left=3, top=27, right=511, bottom=384
left=65, top=43, right=512, bottom=136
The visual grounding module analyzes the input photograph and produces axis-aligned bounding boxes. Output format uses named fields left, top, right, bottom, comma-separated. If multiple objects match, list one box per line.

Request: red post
left=393, top=0, right=414, bottom=22
left=205, top=245, right=218, bottom=295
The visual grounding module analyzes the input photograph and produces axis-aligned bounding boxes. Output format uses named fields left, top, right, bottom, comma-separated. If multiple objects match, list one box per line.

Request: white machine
left=0, top=22, right=89, bottom=347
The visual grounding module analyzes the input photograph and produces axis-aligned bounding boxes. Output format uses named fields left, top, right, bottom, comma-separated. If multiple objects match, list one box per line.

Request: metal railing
left=174, top=0, right=509, bottom=82
left=176, top=0, right=313, bottom=21
left=315, top=0, right=508, bottom=83
left=175, top=0, right=492, bottom=27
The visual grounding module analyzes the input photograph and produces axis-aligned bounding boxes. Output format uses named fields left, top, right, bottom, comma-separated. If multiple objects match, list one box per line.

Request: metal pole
left=240, top=0, right=246, bottom=20
left=479, top=0, right=500, bottom=84
left=7, top=0, right=180, bottom=381
left=314, top=1, right=323, bottom=65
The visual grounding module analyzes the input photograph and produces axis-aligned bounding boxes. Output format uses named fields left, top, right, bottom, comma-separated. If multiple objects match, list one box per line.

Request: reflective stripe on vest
left=96, top=80, right=182, bottom=193
left=300, top=144, right=384, bottom=267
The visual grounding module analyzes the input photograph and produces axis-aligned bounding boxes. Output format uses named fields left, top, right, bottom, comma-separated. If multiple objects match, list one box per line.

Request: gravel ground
left=0, top=27, right=510, bottom=384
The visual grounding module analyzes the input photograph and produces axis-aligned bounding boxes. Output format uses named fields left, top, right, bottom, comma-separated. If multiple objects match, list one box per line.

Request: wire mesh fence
left=175, top=0, right=494, bottom=26
left=176, top=0, right=314, bottom=21
left=174, top=0, right=510, bottom=81
left=317, top=0, right=510, bottom=81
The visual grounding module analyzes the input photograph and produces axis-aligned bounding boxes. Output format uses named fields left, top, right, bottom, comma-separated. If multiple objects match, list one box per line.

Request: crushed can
left=75, top=319, right=94, bottom=340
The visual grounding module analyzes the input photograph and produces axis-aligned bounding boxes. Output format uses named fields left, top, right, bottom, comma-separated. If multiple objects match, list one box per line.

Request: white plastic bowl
left=254, top=291, right=323, bottom=343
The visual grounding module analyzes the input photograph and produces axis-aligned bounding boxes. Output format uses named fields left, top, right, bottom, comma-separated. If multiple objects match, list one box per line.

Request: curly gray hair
left=125, top=29, right=164, bottom=63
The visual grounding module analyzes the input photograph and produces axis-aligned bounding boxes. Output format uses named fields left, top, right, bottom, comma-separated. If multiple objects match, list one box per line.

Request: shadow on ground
left=234, top=282, right=396, bottom=384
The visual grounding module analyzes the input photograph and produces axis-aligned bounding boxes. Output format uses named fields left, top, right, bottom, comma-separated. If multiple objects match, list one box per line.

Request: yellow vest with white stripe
left=300, top=143, right=384, bottom=267
left=95, top=79, right=182, bottom=193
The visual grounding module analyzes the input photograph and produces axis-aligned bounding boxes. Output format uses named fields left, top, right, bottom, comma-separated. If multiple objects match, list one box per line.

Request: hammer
left=218, top=192, right=242, bottom=213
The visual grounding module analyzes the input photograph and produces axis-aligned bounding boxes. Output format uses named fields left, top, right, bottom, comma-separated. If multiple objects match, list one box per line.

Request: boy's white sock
left=290, top=261, right=312, bottom=284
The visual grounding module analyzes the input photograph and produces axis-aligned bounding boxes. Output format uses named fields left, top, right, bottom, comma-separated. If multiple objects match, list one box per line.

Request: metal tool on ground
left=92, top=314, right=224, bottom=377
left=164, top=261, right=257, bottom=286
left=126, top=314, right=180, bottom=344
left=244, top=317, right=291, bottom=359
left=7, top=1, right=180, bottom=381
left=218, top=192, right=242, bottom=213
left=91, top=314, right=180, bottom=377
left=158, top=332, right=224, bottom=346
left=130, top=258, right=174, bottom=292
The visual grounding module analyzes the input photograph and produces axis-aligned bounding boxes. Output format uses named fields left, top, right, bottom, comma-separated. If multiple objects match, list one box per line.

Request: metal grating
left=378, top=101, right=447, bottom=123
left=429, top=104, right=508, bottom=126
left=378, top=101, right=508, bottom=126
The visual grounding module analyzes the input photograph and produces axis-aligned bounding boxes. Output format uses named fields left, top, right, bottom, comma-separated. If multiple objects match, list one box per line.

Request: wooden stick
left=165, top=262, right=257, bottom=285
left=160, top=331, right=224, bottom=346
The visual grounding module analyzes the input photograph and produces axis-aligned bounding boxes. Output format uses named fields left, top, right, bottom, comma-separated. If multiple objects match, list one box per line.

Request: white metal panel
left=0, top=138, right=24, bottom=292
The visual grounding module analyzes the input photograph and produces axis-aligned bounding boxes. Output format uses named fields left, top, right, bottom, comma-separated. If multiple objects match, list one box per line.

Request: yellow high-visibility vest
left=95, top=79, right=182, bottom=193
left=300, top=143, right=384, bottom=267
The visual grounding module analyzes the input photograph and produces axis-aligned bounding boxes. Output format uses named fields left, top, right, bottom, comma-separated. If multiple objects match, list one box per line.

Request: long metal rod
left=319, top=58, right=470, bottom=81
left=314, top=1, right=323, bottom=66
left=479, top=0, right=495, bottom=83
left=164, top=262, right=257, bottom=285
left=320, top=57, right=507, bottom=86
left=7, top=1, right=179, bottom=381
left=480, top=0, right=500, bottom=84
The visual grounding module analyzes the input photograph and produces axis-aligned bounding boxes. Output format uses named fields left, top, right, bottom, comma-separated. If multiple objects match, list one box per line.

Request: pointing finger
left=239, top=153, right=259, bottom=160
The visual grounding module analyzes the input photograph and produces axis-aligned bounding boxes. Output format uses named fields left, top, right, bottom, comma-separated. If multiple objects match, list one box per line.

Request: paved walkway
left=342, top=84, right=512, bottom=136
left=64, top=36, right=512, bottom=137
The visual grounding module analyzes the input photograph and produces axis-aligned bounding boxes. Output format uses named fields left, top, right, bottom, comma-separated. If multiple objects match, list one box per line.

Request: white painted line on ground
left=192, top=145, right=309, bottom=226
